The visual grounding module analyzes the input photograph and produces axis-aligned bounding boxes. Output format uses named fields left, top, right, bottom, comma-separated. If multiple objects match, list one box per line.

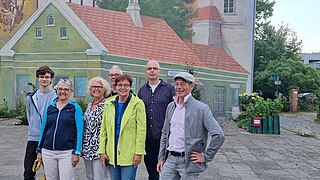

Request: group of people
left=23, top=61, right=225, bottom=180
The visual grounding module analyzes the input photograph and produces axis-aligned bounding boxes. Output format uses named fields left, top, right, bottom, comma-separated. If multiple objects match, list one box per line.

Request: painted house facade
left=192, top=0, right=256, bottom=93
left=0, top=0, right=249, bottom=118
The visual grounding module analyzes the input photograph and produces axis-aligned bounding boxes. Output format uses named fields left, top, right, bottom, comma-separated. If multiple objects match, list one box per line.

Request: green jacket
left=98, top=94, right=146, bottom=166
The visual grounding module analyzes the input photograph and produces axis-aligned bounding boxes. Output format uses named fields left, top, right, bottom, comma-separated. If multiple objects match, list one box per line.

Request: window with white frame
left=230, top=88, right=239, bottom=106
left=60, top=27, right=68, bottom=39
left=230, top=84, right=240, bottom=106
left=47, top=14, right=55, bottom=26
left=35, top=28, right=42, bottom=38
left=224, top=0, right=235, bottom=13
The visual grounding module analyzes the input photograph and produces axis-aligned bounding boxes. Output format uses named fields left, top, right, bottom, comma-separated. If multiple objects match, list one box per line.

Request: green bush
left=0, top=99, right=17, bottom=119
left=16, top=97, right=28, bottom=125
left=76, top=98, right=88, bottom=113
left=238, top=93, right=283, bottom=128
left=298, top=100, right=317, bottom=112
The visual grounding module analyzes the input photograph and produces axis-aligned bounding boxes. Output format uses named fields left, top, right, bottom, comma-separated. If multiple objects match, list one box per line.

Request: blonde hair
left=87, top=77, right=111, bottom=97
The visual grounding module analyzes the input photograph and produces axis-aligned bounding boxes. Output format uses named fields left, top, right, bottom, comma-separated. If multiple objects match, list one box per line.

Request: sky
left=269, top=0, right=320, bottom=53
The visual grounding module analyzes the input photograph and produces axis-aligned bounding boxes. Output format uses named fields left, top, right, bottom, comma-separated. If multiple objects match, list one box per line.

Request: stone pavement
left=0, top=114, right=320, bottom=180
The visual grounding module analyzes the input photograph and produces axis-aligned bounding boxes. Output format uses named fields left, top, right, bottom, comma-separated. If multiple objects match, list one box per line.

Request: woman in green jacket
left=98, top=74, right=146, bottom=180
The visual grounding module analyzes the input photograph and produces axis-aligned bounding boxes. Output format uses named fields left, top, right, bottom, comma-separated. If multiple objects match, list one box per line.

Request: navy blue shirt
left=138, top=80, right=175, bottom=139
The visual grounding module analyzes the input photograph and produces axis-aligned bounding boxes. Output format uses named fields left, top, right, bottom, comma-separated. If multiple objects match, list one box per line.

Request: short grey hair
left=109, top=65, right=123, bottom=74
left=54, top=78, right=73, bottom=90
left=87, top=77, right=111, bottom=97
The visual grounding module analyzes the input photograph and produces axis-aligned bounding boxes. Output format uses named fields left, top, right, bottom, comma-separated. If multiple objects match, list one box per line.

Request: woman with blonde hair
left=82, top=77, right=111, bottom=180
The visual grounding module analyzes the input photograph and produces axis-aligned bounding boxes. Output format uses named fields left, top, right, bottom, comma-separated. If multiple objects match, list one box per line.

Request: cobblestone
left=280, top=112, right=320, bottom=137
left=1, top=113, right=320, bottom=180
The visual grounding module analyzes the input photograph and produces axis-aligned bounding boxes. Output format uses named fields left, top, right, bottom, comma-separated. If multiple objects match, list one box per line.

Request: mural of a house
left=0, top=0, right=250, bottom=118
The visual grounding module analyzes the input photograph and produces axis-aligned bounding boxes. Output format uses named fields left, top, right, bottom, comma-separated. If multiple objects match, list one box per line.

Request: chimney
left=126, top=0, right=143, bottom=27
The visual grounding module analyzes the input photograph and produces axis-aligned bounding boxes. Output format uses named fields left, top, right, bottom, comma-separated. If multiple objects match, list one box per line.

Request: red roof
left=68, top=3, right=246, bottom=74
left=186, top=42, right=249, bottom=74
left=193, top=6, right=222, bottom=22
left=68, top=3, right=204, bottom=67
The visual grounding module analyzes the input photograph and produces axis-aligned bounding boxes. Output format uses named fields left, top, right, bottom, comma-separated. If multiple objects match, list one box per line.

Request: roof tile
left=68, top=3, right=246, bottom=74
left=186, top=42, right=249, bottom=74
left=69, top=3, right=203, bottom=67
left=193, top=6, right=222, bottom=22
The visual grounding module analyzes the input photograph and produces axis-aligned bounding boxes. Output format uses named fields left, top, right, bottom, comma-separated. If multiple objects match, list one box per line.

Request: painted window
left=74, top=76, right=87, bottom=97
left=35, top=28, right=42, bottom=38
left=60, top=27, right=68, bottom=39
left=213, top=86, right=225, bottom=116
left=47, top=14, right=55, bottom=26
left=139, top=77, right=146, bottom=88
left=16, top=75, right=30, bottom=95
left=224, top=0, right=235, bottom=13
left=131, top=77, right=136, bottom=93
left=230, top=88, right=239, bottom=106
left=54, top=76, right=68, bottom=87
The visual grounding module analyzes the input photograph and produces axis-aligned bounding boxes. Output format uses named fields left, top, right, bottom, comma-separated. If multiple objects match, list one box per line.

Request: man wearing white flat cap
left=157, top=72, right=225, bottom=179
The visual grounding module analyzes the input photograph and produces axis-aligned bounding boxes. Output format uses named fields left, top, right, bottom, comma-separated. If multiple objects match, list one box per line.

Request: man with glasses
left=138, top=60, right=175, bottom=180
left=107, top=65, right=122, bottom=97
left=23, top=65, right=56, bottom=180
left=156, top=72, right=225, bottom=179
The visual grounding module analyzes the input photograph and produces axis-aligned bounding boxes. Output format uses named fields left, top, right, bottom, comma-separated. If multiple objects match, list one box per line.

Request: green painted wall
left=14, top=4, right=90, bottom=53
left=0, top=3, right=249, bottom=118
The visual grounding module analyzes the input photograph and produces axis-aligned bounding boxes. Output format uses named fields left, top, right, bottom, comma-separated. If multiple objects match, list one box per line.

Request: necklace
left=92, top=98, right=105, bottom=105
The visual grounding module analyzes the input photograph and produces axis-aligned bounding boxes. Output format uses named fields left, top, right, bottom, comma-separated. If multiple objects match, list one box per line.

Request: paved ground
left=1, top=113, right=320, bottom=180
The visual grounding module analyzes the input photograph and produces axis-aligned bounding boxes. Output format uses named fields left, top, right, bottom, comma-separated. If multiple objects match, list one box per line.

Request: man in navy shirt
left=138, top=60, right=175, bottom=180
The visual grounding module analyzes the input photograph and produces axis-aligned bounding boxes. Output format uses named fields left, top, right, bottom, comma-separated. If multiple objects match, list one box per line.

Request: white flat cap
left=174, top=72, right=195, bottom=83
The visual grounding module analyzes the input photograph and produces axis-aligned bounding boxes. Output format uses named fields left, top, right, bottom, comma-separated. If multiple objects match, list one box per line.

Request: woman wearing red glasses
left=82, top=77, right=111, bottom=180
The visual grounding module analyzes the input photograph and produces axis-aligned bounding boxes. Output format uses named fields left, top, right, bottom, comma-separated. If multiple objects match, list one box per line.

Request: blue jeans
left=109, top=165, right=137, bottom=180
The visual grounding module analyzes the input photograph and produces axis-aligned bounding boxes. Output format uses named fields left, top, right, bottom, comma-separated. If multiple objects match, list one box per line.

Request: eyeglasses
left=145, top=67, right=160, bottom=71
left=109, top=73, right=120, bottom=77
left=91, top=85, right=103, bottom=89
left=38, top=75, right=51, bottom=79
left=116, top=84, right=131, bottom=88
left=57, top=88, right=70, bottom=92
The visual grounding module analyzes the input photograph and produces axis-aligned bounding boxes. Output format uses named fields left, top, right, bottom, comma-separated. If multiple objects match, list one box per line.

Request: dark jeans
left=145, top=138, right=160, bottom=180
left=23, top=141, right=38, bottom=180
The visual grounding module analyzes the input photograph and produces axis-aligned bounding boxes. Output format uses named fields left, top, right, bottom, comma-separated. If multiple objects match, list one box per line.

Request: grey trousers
left=84, top=159, right=111, bottom=180
left=160, top=154, right=199, bottom=180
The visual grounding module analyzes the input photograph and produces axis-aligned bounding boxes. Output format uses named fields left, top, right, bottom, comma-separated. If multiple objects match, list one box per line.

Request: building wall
left=0, top=1, right=248, bottom=118
left=299, top=53, right=320, bottom=64
left=104, top=54, right=247, bottom=118
left=193, top=0, right=255, bottom=94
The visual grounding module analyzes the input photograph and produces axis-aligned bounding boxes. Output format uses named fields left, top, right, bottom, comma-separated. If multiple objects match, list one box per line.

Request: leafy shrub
left=298, top=100, right=317, bottom=112
left=16, top=97, right=28, bottom=125
left=238, top=93, right=283, bottom=128
left=0, top=99, right=17, bottom=118
left=76, top=98, right=88, bottom=113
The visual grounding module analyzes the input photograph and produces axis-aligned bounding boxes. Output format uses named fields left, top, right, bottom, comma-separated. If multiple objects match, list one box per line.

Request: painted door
left=213, top=86, right=225, bottom=116
left=16, top=75, right=30, bottom=96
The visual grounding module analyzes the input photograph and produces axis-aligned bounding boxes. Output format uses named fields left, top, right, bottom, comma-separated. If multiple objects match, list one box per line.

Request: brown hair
left=115, top=74, right=132, bottom=86
left=36, top=65, right=55, bottom=78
